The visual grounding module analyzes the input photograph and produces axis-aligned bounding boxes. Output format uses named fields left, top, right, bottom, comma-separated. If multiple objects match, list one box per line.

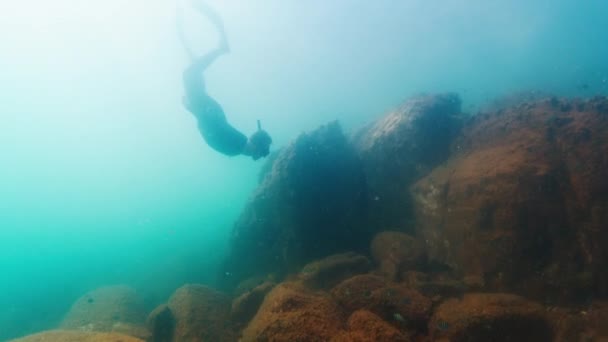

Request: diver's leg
left=182, top=48, right=227, bottom=94
left=191, top=0, right=230, bottom=53
left=176, top=5, right=196, bottom=60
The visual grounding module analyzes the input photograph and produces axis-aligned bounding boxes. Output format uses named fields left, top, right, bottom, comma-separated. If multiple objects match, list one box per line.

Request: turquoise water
left=0, top=0, right=607, bottom=340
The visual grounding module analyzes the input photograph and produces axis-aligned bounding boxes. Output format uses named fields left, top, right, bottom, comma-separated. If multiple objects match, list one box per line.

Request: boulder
left=167, top=284, right=234, bottom=342
left=231, top=281, right=275, bottom=327
left=429, top=293, right=552, bottom=341
left=331, top=274, right=432, bottom=331
left=548, top=301, right=608, bottom=342
left=331, top=310, right=410, bottom=342
left=370, top=231, right=426, bottom=281
left=401, top=271, right=468, bottom=300
left=353, top=93, right=463, bottom=231
left=330, top=274, right=387, bottom=312
left=221, top=121, right=369, bottom=290
left=241, top=282, right=345, bottom=341
left=146, top=304, right=174, bottom=342
left=297, top=252, right=372, bottom=290
left=60, top=285, right=147, bottom=338
left=9, top=330, right=144, bottom=342
left=412, top=96, right=608, bottom=302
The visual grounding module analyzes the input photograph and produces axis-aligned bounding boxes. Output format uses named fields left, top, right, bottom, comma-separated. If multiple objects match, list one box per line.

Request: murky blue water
left=0, top=0, right=607, bottom=340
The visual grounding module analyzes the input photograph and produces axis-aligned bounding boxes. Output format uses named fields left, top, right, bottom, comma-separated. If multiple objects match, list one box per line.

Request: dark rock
left=401, top=271, right=468, bottom=299
left=429, top=293, right=552, bottom=342
left=371, top=231, right=426, bottom=281
left=353, top=93, right=463, bottom=231
left=297, top=252, right=372, bottom=290
left=234, top=274, right=276, bottom=297
left=221, top=121, right=369, bottom=290
left=167, top=284, right=234, bottom=342
left=241, top=282, right=346, bottom=342
left=231, top=281, right=275, bottom=327
left=146, top=304, right=174, bottom=342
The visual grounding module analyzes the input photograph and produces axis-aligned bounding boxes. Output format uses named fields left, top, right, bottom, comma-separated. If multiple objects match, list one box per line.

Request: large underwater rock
left=370, top=231, right=426, bottom=281
left=230, top=281, right=275, bottom=328
left=296, top=252, right=372, bottom=290
left=146, top=304, right=174, bottom=342
left=331, top=274, right=432, bottom=332
left=60, top=285, right=148, bottom=339
left=353, top=93, right=463, bottom=231
left=429, top=293, right=552, bottom=341
left=412, top=96, right=608, bottom=303
left=220, top=121, right=369, bottom=290
left=9, top=330, right=144, bottom=342
left=331, top=310, right=411, bottom=342
left=241, top=282, right=346, bottom=341
left=167, top=284, right=235, bottom=342
left=547, top=300, right=608, bottom=341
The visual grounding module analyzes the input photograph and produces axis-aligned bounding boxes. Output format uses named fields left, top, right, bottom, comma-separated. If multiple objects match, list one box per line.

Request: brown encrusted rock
left=146, top=304, right=174, bottom=342
left=412, top=96, right=608, bottom=302
left=331, top=274, right=432, bottom=330
left=60, top=285, right=147, bottom=337
left=331, top=274, right=387, bottom=312
left=429, top=293, right=552, bottom=342
left=298, top=252, right=372, bottom=290
left=168, top=284, right=234, bottom=342
left=401, top=271, right=468, bottom=300
left=548, top=301, right=608, bottom=342
left=546, top=307, right=588, bottom=342
left=231, top=281, right=275, bottom=326
left=221, top=121, right=369, bottom=290
left=241, top=282, right=345, bottom=342
left=371, top=232, right=426, bottom=280
left=583, top=301, right=608, bottom=340
left=353, top=93, right=463, bottom=230
left=331, top=310, right=411, bottom=342
left=9, top=330, right=144, bottom=342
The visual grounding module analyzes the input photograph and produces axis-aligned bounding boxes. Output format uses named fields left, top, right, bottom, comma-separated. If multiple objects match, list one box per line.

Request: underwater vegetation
left=9, top=92, right=608, bottom=341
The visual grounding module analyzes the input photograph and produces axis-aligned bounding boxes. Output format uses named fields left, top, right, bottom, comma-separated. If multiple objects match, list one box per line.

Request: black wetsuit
left=183, top=50, right=248, bottom=156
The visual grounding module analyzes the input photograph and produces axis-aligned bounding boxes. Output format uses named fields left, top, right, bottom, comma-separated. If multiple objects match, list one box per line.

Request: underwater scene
left=1, top=0, right=608, bottom=341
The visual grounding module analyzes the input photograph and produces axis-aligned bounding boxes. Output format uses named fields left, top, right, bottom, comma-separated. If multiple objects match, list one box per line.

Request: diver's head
left=246, top=120, right=272, bottom=160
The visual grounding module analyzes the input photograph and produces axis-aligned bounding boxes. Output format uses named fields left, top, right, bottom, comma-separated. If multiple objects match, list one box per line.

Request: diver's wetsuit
left=182, top=49, right=247, bottom=156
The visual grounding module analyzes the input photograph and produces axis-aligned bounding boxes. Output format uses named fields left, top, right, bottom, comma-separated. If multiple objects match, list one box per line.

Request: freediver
left=177, top=1, right=272, bottom=160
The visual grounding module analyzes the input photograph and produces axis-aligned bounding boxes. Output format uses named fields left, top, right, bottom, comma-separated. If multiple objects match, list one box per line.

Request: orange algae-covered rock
left=429, top=293, right=552, bottom=341
left=412, top=96, right=608, bottom=302
left=9, top=330, right=144, bottom=342
left=331, top=274, right=432, bottom=330
left=330, top=310, right=411, bottom=342
left=371, top=231, right=426, bottom=281
left=547, top=301, right=608, bottom=342
left=168, top=284, right=234, bottom=342
left=297, top=252, right=372, bottom=290
left=60, top=285, right=147, bottom=337
left=331, top=274, right=387, bottom=312
left=241, top=282, right=345, bottom=342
